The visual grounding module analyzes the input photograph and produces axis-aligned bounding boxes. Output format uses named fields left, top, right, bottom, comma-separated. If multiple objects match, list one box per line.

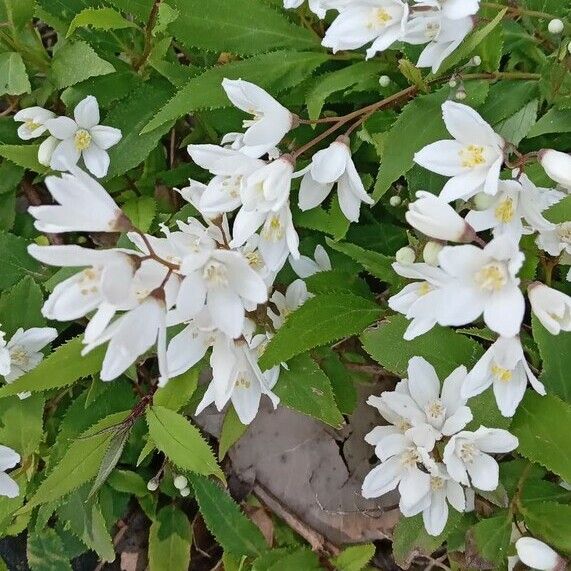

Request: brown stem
left=134, top=0, right=162, bottom=72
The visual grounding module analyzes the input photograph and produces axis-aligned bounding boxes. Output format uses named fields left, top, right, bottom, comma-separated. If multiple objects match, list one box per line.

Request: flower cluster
left=284, top=0, right=480, bottom=72
left=14, top=96, right=122, bottom=178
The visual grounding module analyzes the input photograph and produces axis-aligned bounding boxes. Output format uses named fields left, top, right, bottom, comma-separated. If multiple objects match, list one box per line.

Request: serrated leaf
left=27, top=528, right=72, bottom=571
left=20, top=411, right=130, bottom=512
left=0, top=276, right=44, bottom=337
left=274, top=353, right=344, bottom=427
left=154, top=366, right=198, bottom=411
left=361, top=314, right=484, bottom=379
left=398, top=59, right=428, bottom=92
left=0, top=144, right=47, bottom=174
left=511, top=392, right=571, bottom=483
left=219, top=407, right=247, bottom=460
left=146, top=405, right=223, bottom=479
left=0, top=394, right=45, bottom=457
left=67, top=7, right=136, bottom=37
left=331, top=543, right=375, bottom=571
left=527, top=107, right=571, bottom=137
left=190, top=474, right=267, bottom=557
left=142, top=51, right=328, bottom=134
left=0, top=337, right=105, bottom=398
left=1, top=0, right=35, bottom=29
left=122, top=196, right=157, bottom=232
left=495, top=99, right=538, bottom=146
left=259, top=293, right=381, bottom=370
left=471, top=512, right=512, bottom=565
left=89, top=427, right=130, bottom=499
left=521, top=502, right=571, bottom=555
left=51, top=40, right=115, bottom=89
left=0, top=52, right=31, bottom=96
left=0, top=233, right=45, bottom=289
left=149, top=505, right=191, bottom=571
left=267, top=549, right=321, bottom=570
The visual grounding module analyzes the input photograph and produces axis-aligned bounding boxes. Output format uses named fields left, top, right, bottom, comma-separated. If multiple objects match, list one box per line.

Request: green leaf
left=259, top=293, right=381, bottom=370
left=521, top=501, right=571, bottom=555
left=146, top=405, right=223, bottom=479
left=471, top=513, right=512, bottom=565
left=479, top=81, right=539, bottom=126
left=51, top=40, right=115, bottom=89
left=66, top=7, right=138, bottom=37
left=27, top=528, right=72, bottom=571
left=107, top=469, right=149, bottom=497
left=153, top=2, right=179, bottom=35
left=122, top=196, right=156, bottom=232
left=190, top=474, right=267, bottom=557
left=325, top=238, right=398, bottom=285
left=267, top=549, right=321, bottom=570
left=148, top=505, right=191, bottom=571
left=0, top=276, right=44, bottom=337
left=0, top=233, right=45, bottom=291
left=154, top=367, right=198, bottom=411
left=0, top=337, right=105, bottom=398
left=532, top=314, right=571, bottom=402
left=166, top=0, right=319, bottom=55
left=527, top=107, right=571, bottom=137
left=142, top=51, right=328, bottom=134
left=0, top=53, right=31, bottom=96
left=511, top=392, right=571, bottom=483
left=0, top=144, right=48, bottom=173
left=0, top=394, right=45, bottom=457
left=495, top=99, right=538, bottom=146
left=22, top=411, right=130, bottom=512
left=1, top=0, right=35, bottom=29
left=331, top=543, right=375, bottom=571
left=361, top=315, right=484, bottom=379
left=275, top=353, right=344, bottom=428
left=219, top=407, right=248, bottom=460
left=373, top=89, right=448, bottom=200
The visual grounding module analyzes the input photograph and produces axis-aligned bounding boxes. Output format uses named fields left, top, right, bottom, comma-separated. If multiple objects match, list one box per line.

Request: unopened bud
left=180, top=487, right=191, bottom=497
left=516, top=537, right=565, bottom=571
left=473, top=192, right=496, bottom=211
left=147, top=478, right=159, bottom=492
left=548, top=19, right=564, bottom=34
left=539, top=149, right=571, bottom=190
left=174, top=475, right=188, bottom=490
left=423, top=241, right=444, bottom=266
left=396, top=247, right=416, bottom=265
left=455, top=89, right=467, bottom=101
left=389, top=195, right=402, bottom=207
left=379, top=75, right=391, bottom=87
left=448, top=79, right=458, bottom=88
left=471, top=55, right=482, bottom=66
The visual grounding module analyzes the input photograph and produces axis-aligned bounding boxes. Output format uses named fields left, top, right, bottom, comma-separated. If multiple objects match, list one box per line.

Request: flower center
left=494, top=197, right=515, bottom=223
left=9, top=346, right=29, bottom=369
left=222, top=176, right=242, bottom=198
left=460, top=442, right=477, bottom=463
left=235, top=374, right=251, bottom=389
left=431, top=476, right=445, bottom=491
left=79, top=267, right=101, bottom=296
left=491, top=362, right=512, bottom=383
left=418, top=282, right=432, bottom=296
left=202, top=261, right=229, bottom=287
left=474, top=262, right=508, bottom=292
left=425, top=399, right=446, bottom=422
left=74, top=129, right=92, bottom=151
left=425, top=21, right=440, bottom=39
left=245, top=250, right=264, bottom=270
left=401, top=447, right=421, bottom=468
left=397, top=418, right=413, bottom=432
left=556, top=222, right=571, bottom=245
left=261, top=216, right=284, bottom=242
left=460, top=145, right=487, bottom=168
left=369, top=8, right=393, bottom=28
left=25, top=119, right=42, bottom=132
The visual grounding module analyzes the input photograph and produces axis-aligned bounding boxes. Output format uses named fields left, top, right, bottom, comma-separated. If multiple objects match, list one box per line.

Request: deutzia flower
left=462, top=336, right=545, bottom=417
left=322, top=0, right=409, bottom=59
left=410, top=235, right=525, bottom=338
left=536, top=221, right=571, bottom=257
left=0, top=446, right=21, bottom=498
left=406, top=191, right=476, bottom=242
left=45, top=96, right=122, bottom=178
left=221, top=79, right=293, bottom=158
left=196, top=334, right=280, bottom=425
left=414, top=101, right=505, bottom=202
left=289, top=244, right=332, bottom=278
left=0, top=331, right=10, bottom=377
left=539, top=149, right=571, bottom=191
left=465, top=177, right=563, bottom=242
left=268, top=279, right=310, bottom=329
left=28, top=166, right=132, bottom=234
left=443, top=426, right=518, bottom=490
left=515, top=538, right=565, bottom=571
left=439, top=0, right=480, bottom=19
left=283, top=0, right=329, bottom=17
left=298, top=138, right=374, bottom=222
left=14, top=106, right=55, bottom=140
left=528, top=283, right=571, bottom=335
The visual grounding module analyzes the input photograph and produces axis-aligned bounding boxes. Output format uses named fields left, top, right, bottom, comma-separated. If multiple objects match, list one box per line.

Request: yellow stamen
left=494, top=197, right=515, bottom=223
left=459, top=145, right=486, bottom=168
left=491, top=363, right=512, bottom=383
left=474, top=262, right=508, bottom=292
left=74, top=129, right=92, bottom=151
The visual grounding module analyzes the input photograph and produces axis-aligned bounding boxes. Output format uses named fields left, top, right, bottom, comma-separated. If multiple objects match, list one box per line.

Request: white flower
left=462, top=336, right=545, bottom=417
left=465, top=177, right=563, bottom=242
left=46, top=96, right=122, bottom=178
left=414, top=101, right=505, bottom=202
left=0, top=331, right=10, bottom=378
left=410, top=235, right=525, bottom=337
left=14, top=106, right=55, bottom=140
left=539, top=149, right=571, bottom=191
left=298, top=139, right=374, bottom=222
left=289, top=244, right=332, bottom=278
left=528, top=283, right=571, bottom=335
left=268, top=279, right=310, bottom=329
left=406, top=191, right=476, bottom=242
left=380, top=357, right=473, bottom=448
left=37, top=136, right=59, bottom=167
left=0, top=446, right=20, bottom=498
left=400, top=461, right=467, bottom=537
left=221, top=79, right=293, bottom=158
left=536, top=221, right=571, bottom=257
left=196, top=334, right=280, bottom=425
left=28, top=166, right=132, bottom=233
left=515, top=538, right=564, bottom=571
left=322, top=0, right=409, bottom=59
left=443, top=426, right=518, bottom=490
left=283, top=0, right=331, bottom=18
left=439, top=0, right=480, bottom=19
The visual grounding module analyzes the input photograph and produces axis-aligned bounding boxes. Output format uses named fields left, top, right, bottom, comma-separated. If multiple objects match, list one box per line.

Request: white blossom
left=539, top=149, right=571, bottom=191
left=222, top=79, right=293, bottom=158
left=268, top=279, right=310, bottom=329
left=289, top=244, right=332, bottom=278
left=46, top=96, right=122, bottom=178
left=536, top=221, right=571, bottom=257
left=443, top=426, right=518, bottom=490
left=439, top=0, right=480, bottom=20
left=0, top=446, right=20, bottom=498
left=414, top=101, right=505, bottom=202
left=528, top=283, right=571, bottom=335
left=298, top=139, right=374, bottom=222
left=283, top=0, right=334, bottom=18
left=14, top=106, right=55, bottom=140
left=462, top=336, right=545, bottom=417
left=515, top=537, right=564, bottom=571
left=28, top=166, right=132, bottom=234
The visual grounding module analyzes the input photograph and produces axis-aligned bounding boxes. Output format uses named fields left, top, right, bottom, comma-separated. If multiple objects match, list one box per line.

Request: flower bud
left=471, top=56, right=482, bottom=66
left=379, top=75, right=391, bottom=87
left=548, top=18, right=564, bottom=34
left=473, top=191, right=496, bottom=211
left=455, top=89, right=467, bottom=101
left=406, top=191, right=476, bottom=243
left=173, top=475, right=188, bottom=490
left=389, top=195, right=402, bottom=207
left=147, top=478, right=159, bottom=492
left=180, top=486, right=191, bottom=497
left=423, top=241, right=443, bottom=266
left=539, top=149, right=571, bottom=190
left=528, top=282, right=571, bottom=335
left=396, top=247, right=416, bottom=265
left=516, top=537, right=564, bottom=571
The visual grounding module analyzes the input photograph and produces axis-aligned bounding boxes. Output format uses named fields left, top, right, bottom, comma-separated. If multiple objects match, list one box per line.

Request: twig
left=134, top=0, right=162, bottom=72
